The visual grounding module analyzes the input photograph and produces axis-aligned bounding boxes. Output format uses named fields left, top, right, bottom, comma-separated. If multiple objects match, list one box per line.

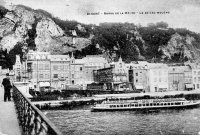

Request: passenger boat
left=91, top=97, right=200, bottom=112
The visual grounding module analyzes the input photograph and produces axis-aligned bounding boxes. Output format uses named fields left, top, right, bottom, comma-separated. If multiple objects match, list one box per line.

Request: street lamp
left=22, top=45, right=28, bottom=81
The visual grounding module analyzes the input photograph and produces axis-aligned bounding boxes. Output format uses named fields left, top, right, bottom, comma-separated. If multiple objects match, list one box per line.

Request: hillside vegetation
left=0, top=5, right=200, bottom=69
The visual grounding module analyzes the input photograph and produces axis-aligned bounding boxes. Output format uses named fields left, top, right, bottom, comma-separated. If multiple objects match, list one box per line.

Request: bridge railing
left=12, top=85, right=63, bottom=135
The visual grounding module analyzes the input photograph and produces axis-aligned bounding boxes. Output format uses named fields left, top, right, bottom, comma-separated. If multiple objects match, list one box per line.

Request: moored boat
left=91, top=97, right=200, bottom=112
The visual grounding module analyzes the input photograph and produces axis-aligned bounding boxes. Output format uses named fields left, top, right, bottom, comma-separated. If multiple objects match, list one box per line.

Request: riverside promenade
left=0, top=86, right=21, bottom=135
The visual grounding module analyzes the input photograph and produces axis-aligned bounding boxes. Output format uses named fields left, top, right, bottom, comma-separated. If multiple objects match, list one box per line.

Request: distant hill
left=0, top=5, right=200, bottom=69
left=89, top=22, right=200, bottom=63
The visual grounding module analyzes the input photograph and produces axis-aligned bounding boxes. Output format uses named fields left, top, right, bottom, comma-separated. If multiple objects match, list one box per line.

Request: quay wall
left=33, top=97, right=104, bottom=110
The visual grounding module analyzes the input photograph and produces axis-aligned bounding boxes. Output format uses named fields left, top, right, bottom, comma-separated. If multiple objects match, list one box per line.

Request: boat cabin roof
left=94, top=90, right=200, bottom=99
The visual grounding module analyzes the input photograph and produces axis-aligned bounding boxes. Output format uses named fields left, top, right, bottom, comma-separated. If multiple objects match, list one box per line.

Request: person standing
left=1, top=73, right=12, bottom=102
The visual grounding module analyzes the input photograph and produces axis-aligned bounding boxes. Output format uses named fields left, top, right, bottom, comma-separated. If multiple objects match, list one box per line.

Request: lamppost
left=22, top=45, right=28, bottom=82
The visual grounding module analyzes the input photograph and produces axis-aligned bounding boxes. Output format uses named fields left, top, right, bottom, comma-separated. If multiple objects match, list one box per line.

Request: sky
left=1, top=0, right=200, bottom=33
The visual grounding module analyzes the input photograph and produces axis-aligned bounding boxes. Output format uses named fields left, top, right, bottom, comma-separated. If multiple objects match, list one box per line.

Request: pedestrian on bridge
left=1, top=73, right=12, bottom=102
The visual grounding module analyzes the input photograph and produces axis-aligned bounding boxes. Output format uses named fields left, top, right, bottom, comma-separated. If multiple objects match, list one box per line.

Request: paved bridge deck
left=0, top=86, right=21, bottom=135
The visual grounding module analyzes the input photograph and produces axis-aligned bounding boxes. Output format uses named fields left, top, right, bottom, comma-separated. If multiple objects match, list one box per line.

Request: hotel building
left=70, top=55, right=108, bottom=89
left=27, top=51, right=51, bottom=89
left=147, top=63, right=169, bottom=92
left=50, top=55, right=71, bottom=89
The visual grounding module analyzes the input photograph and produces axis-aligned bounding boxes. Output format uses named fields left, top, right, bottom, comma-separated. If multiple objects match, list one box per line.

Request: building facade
left=50, top=55, right=71, bottom=89
left=94, top=57, right=128, bottom=91
left=94, top=67, right=113, bottom=90
left=70, top=55, right=108, bottom=89
left=168, top=66, right=185, bottom=91
left=147, top=63, right=168, bottom=92
left=83, top=55, right=108, bottom=84
left=127, top=63, right=148, bottom=92
left=25, top=50, right=200, bottom=92
left=27, top=51, right=51, bottom=89
left=191, top=64, right=200, bottom=90
left=70, top=57, right=85, bottom=89
left=13, top=55, right=22, bottom=81
left=27, top=51, right=109, bottom=90
left=183, top=65, right=193, bottom=90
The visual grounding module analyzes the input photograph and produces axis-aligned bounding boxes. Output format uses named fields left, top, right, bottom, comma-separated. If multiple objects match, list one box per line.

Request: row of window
left=34, top=73, right=70, bottom=79
left=113, top=69, right=126, bottom=73
left=185, top=79, right=192, bottom=83
left=135, top=72, right=144, bottom=76
left=85, top=63, right=105, bottom=67
left=53, top=65, right=69, bottom=71
left=135, top=78, right=143, bottom=83
left=32, top=63, right=50, bottom=70
left=153, top=77, right=168, bottom=83
left=33, top=73, right=47, bottom=79
left=113, top=76, right=127, bottom=82
left=38, top=74, right=50, bottom=79
left=28, top=55, right=49, bottom=60
left=193, top=77, right=200, bottom=83
left=28, top=55, right=70, bottom=61
left=34, top=72, right=93, bottom=79
left=32, top=63, right=70, bottom=71
left=153, top=70, right=168, bottom=76
left=53, top=74, right=70, bottom=79
left=193, top=71, right=200, bottom=75
left=109, top=102, right=182, bottom=108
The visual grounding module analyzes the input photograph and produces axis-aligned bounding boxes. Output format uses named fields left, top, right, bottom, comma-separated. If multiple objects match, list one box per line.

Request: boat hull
left=91, top=102, right=200, bottom=112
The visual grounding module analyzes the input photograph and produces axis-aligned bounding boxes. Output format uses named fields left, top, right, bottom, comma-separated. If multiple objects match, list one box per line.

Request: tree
left=9, top=42, right=24, bottom=66
left=0, top=49, right=8, bottom=69
left=147, top=23, right=156, bottom=28
left=138, top=25, right=175, bottom=59
left=156, top=21, right=168, bottom=28
left=0, top=6, right=8, bottom=18
left=121, top=41, right=139, bottom=63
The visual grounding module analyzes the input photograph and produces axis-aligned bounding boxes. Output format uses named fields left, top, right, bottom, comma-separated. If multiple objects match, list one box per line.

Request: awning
left=135, top=85, right=143, bottom=90
left=40, top=86, right=56, bottom=89
left=113, top=82, right=124, bottom=84
left=185, top=84, right=193, bottom=89
left=39, top=82, right=50, bottom=87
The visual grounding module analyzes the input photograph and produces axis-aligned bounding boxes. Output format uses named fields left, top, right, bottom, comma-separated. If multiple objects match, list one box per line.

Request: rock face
left=0, top=6, right=34, bottom=51
left=0, top=4, right=200, bottom=63
left=0, top=5, right=91, bottom=54
left=159, top=33, right=184, bottom=59
left=0, top=18, right=15, bottom=37
left=35, top=18, right=64, bottom=52
left=159, top=33, right=200, bottom=60
left=35, top=18, right=91, bottom=54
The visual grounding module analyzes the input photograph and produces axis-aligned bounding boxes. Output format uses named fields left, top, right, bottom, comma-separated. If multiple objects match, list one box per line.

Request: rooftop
left=50, top=55, right=70, bottom=61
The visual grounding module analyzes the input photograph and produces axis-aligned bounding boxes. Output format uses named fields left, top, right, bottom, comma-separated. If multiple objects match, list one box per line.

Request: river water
left=46, top=106, right=200, bottom=135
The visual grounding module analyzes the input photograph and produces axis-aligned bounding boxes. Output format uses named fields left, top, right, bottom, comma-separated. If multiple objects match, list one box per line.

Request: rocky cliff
left=1, top=5, right=200, bottom=65
left=159, top=33, right=200, bottom=61
left=0, top=5, right=91, bottom=54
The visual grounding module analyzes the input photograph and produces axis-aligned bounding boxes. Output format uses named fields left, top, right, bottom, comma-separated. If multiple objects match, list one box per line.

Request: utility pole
left=22, top=45, right=28, bottom=82
left=50, top=57, right=52, bottom=89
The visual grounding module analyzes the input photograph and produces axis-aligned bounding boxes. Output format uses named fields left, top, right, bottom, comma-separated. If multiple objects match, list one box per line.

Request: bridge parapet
left=13, top=85, right=63, bottom=135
